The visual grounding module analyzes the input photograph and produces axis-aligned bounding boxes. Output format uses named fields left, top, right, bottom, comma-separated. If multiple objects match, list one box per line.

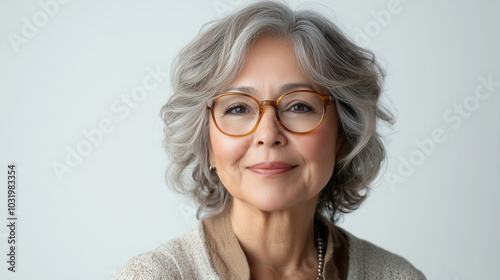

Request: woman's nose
left=253, top=106, right=286, bottom=147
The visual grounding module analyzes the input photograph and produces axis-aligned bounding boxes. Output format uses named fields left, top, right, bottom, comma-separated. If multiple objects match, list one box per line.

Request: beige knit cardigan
left=115, top=219, right=426, bottom=280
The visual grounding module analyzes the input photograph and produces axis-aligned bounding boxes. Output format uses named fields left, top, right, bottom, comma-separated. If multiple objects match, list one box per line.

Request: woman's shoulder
left=114, top=222, right=219, bottom=280
left=338, top=227, right=426, bottom=280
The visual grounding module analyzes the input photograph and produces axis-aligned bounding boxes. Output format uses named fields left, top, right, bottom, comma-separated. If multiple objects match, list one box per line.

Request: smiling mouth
left=247, top=162, right=297, bottom=176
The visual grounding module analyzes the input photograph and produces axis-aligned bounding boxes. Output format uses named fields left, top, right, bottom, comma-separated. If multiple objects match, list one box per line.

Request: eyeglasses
left=208, top=90, right=334, bottom=137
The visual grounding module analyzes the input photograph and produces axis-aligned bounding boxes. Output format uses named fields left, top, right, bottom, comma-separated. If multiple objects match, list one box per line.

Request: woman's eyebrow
left=224, top=83, right=315, bottom=94
left=280, top=83, right=316, bottom=92
left=225, top=86, right=255, bottom=93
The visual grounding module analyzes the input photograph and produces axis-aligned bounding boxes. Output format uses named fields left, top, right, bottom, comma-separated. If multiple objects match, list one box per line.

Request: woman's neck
left=230, top=197, right=320, bottom=278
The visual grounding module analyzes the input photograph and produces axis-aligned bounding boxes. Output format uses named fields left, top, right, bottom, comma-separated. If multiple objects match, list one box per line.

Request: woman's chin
left=235, top=189, right=311, bottom=213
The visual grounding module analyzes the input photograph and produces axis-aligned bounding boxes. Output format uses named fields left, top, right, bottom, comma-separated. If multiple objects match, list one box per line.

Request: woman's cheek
left=294, top=131, right=337, bottom=164
left=209, top=125, right=249, bottom=187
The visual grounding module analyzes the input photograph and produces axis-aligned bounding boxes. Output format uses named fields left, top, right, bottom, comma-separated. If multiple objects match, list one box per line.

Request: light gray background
left=1, top=0, right=499, bottom=279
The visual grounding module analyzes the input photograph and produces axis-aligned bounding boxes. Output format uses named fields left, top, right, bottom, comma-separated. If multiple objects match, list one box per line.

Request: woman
left=116, top=1, right=425, bottom=279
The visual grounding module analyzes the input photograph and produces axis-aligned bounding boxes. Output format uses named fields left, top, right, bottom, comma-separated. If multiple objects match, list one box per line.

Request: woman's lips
left=247, top=162, right=297, bottom=176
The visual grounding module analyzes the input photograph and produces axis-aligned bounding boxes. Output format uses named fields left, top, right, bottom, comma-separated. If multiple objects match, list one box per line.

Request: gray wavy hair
left=161, top=1, right=394, bottom=222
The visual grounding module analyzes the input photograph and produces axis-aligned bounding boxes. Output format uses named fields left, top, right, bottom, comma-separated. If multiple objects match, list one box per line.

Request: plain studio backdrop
left=1, top=0, right=499, bottom=279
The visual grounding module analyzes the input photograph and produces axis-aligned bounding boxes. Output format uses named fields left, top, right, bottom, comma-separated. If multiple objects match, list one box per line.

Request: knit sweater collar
left=202, top=208, right=349, bottom=279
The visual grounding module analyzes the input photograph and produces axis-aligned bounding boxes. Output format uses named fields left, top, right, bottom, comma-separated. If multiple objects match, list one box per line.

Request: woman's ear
left=335, top=129, right=351, bottom=163
left=208, top=137, right=215, bottom=166
left=209, top=149, right=214, bottom=165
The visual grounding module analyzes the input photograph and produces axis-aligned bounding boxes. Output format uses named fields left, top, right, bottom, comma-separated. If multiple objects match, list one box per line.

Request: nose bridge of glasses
left=259, top=100, right=278, bottom=108
left=258, top=100, right=280, bottom=120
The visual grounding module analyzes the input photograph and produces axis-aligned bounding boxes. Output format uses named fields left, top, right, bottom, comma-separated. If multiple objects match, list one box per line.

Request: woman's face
left=209, top=35, right=343, bottom=212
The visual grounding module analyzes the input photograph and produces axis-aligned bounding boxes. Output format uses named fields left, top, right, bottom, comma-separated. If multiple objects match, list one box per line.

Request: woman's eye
left=224, top=104, right=249, bottom=115
left=288, top=103, right=313, bottom=113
